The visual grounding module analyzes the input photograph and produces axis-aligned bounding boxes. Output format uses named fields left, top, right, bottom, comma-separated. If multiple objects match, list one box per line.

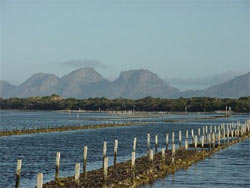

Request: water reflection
left=142, top=139, right=250, bottom=188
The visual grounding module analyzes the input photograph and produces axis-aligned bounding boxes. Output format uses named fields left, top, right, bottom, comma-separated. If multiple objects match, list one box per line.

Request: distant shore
left=0, top=114, right=229, bottom=137
left=1, top=95, right=249, bottom=113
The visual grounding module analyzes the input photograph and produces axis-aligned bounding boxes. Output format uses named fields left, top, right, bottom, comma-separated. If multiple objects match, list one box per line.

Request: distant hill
left=111, top=69, right=179, bottom=98
left=56, top=67, right=111, bottom=98
left=180, top=72, right=250, bottom=98
left=202, top=72, right=250, bottom=98
left=0, top=80, right=16, bottom=98
left=0, top=68, right=180, bottom=99
left=165, top=71, right=244, bottom=90
left=7, top=73, right=60, bottom=98
left=0, top=68, right=249, bottom=99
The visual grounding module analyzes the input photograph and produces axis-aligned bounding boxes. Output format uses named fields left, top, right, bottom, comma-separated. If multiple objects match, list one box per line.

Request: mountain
left=165, top=71, right=244, bottom=90
left=202, top=72, right=250, bottom=98
left=0, top=80, right=16, bottom=98
left=180, top=72, right=250, bottom=98
left=1, top=68, right=249, bottom=99
left=8, top=73, right=60, bottom=98
left=110, top=69, right=179, bottom=98
left=57, top=67, right=111, bottom=98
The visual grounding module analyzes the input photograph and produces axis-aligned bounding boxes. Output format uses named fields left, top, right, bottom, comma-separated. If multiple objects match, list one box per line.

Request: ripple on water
left=0, top=112, right=249, bottom=188
left=142, top=139, right=250, bottom=188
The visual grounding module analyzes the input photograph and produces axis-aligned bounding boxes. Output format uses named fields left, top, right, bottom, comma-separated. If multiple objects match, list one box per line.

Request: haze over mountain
left=0, top=68, right=179, bottom=99
left=180, top=72, right=250, bottom=98
left=0, top=81, right=16, bottom=98
left=0, top=68, right=249, bottom=99
left=8, top=73, right=60, bottom=98
left=56, top=67, right=110, bottom=98
left=165, top=71, right=245, bottom=90
left=202, top=72, right=250, bottom=98
left=110, top=70, right=179, bottom=99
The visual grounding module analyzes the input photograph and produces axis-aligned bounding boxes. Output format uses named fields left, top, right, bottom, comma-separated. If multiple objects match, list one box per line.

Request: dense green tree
left=0, top=94, right=249, bottom=113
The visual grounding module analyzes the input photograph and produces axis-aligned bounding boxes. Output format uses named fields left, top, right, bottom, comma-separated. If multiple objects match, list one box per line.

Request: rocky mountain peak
left=117, top=69, right=163, bottom=84
left=61, top=67, right=105, bottom=84
left=20, top=73, right=59, bottom=87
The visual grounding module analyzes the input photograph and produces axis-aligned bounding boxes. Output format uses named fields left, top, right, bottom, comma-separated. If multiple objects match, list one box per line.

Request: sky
left=0, top=0, right=249, bottom=86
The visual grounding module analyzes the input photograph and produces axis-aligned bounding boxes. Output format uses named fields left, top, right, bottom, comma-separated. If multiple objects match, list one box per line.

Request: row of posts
left=15, top=120, right=250, bottom=188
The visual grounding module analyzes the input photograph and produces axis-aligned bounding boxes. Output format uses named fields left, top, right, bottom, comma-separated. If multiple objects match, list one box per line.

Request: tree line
left=0, top=95, right=249, bottom=113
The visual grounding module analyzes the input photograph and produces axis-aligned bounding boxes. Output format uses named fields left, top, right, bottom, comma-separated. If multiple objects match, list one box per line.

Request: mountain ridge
left=180, top=72, right=250, bottom=98
left=0, top=68, right=249, bottom=99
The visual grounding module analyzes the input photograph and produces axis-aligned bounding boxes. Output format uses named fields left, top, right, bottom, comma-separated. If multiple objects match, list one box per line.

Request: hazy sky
left=1, top=0, right=249, bottom=85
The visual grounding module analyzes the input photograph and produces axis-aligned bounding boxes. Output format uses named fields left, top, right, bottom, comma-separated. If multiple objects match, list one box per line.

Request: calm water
left=0, top=110, right=212, bottom=131
left=142, top=139, right=250, bottom=188
left=0, top=111, right=249, bottom=187
left=0, top=111, right=124, bottom=131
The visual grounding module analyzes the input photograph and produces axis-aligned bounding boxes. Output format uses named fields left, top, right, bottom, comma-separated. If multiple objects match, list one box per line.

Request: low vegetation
left=0, top=95, right=249, bottom=112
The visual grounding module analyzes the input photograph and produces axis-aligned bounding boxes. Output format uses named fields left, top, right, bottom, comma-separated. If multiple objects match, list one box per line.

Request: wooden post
left=237, top=128, right=240, bottom=141
left=114, top=140, right=118, bottom=166
left=172, top=132, right=175, bottom=145
left=179, top=131, right=182, bottom=148
left=208, top=133, right=211, bottom=150
left=75, top=163, right=80, bottom=186
left=185, top=130, right=188, bottom=150
left=37, top=173, right=43, bottom=188
left=227, top=128, right=230, bottom=145
left=133, top=137, right=137, bottom=152
left=194, top=135, right=197, bottom=150
left=218, top=130, right=221, bottom=146
left=15, top=160, right=22, bottom=188
left=155, top=135, right=158, bottom=153
left=185, top=140, right=188, bottom=150
left=103, top=141, right=107, bottom=168
left=191, top=129, right=194, bottom=145
left=235, top=129, right=238, bottom=142
left=212, top=132, right=215, bottom=148
left=55, top=152, right=60, bottom=181
left=147, top=133, right=150, bottom=156
left=198, top=128, right=201, bottom=143
left=103, top=157, right=109, bottom=186
left=233, top=128, right=236, bottom=140
left=214, top=126, right=217, bottom=134
left=185, top=129, right=188, bottom=142
left=131, top=151, right=135, bottom=182
left=83, top=146, right=88, bottom=178
left=223, top=128, right=226, bottom=144
left=165, top=133, right=169, bottom=151
left=161, top=148, right=165, bottom=167
left=201, top=136, right=204, bottom=150
left=172, top=144, right=175, bottom=164
left=231, top=130, right=234, bottom=142
left=149, top=150, right=153, bottom=176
